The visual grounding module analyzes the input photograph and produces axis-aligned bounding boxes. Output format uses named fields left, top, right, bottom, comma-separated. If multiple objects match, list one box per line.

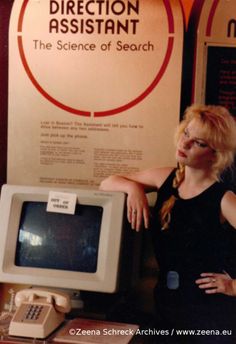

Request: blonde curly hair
left=160, top=104, right=236, bottom=230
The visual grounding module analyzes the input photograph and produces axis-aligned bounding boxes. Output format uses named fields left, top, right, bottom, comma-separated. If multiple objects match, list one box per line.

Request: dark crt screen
left=15, top=202, right=103, bottom=273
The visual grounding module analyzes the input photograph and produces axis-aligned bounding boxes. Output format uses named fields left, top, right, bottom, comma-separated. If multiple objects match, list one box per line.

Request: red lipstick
left=178, top=150, right=187, bottom=158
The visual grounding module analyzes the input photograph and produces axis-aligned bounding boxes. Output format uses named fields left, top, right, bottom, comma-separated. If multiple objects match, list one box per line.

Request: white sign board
left=8, top=0, right=184, bottom=188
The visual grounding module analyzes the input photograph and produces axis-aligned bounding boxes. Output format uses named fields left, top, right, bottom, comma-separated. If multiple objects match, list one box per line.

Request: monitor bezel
left=0, top=184, right=126, bottom=293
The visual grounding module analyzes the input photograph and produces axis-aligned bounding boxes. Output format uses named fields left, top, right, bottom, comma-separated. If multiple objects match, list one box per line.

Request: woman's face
left=176, top=119, right=216, bottom=170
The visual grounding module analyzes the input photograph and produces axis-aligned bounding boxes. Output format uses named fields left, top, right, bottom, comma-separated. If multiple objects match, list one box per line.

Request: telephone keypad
left=25, top=305, right=43, bottom=320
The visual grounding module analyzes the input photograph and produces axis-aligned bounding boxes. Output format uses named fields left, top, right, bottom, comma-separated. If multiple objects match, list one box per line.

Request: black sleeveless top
left=151, top=169, right=236, bottom=307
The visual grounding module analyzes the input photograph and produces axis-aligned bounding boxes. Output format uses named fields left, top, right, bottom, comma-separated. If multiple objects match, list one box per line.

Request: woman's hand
left=127, top=183, right=150, bottom=231
left=99, top=175, right=151, bottom=231
left=195, top=272, right=236, bottom=296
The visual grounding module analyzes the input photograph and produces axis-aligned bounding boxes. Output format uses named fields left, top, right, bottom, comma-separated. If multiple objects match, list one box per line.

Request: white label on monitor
left=47, top=191, right=77, bottom=215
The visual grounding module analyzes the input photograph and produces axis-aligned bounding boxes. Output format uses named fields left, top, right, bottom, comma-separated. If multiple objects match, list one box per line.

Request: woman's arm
left=197, top=192, right=236, bottom=296
left=221, top=190, right=236, bottom=229
left=197, top=191, right=236, bottom=297
left=99, top=167, right=173, bottom=231
left=99, top=167, right=173, bottom=192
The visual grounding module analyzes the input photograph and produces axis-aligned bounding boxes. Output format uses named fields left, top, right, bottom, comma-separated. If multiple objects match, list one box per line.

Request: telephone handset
left=9, top=288, right=71, bottom=339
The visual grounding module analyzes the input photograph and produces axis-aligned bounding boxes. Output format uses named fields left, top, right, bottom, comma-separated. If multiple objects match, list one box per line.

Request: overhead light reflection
left=19, top=229, right=43, bottom=246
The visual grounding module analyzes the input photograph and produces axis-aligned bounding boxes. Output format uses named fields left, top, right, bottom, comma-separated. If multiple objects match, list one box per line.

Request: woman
left=100, top=104, right=236, bottom=343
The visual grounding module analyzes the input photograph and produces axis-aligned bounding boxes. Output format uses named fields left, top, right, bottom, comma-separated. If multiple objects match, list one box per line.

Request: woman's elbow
left=99, top=175, right=117, bottom=191
left=99, top=179, right=108, bottom=190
